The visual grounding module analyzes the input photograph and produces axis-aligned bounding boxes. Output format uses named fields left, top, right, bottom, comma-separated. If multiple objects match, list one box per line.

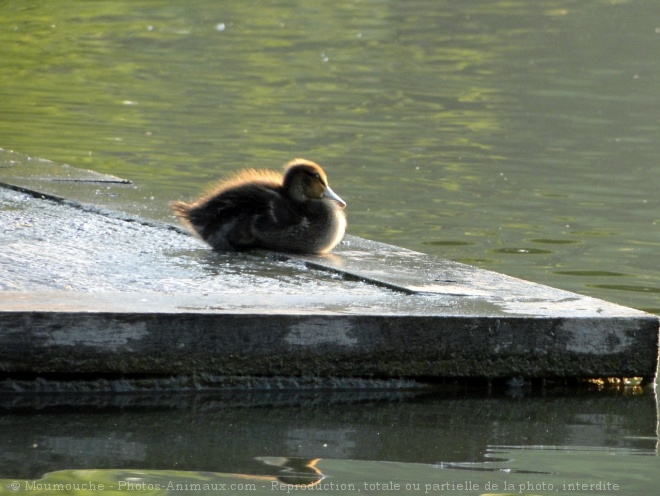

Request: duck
left=171, top=158, right=347, bottom=254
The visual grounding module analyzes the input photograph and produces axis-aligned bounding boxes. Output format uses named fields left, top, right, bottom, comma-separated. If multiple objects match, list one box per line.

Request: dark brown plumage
left=171, top=158, right=346, bottom=253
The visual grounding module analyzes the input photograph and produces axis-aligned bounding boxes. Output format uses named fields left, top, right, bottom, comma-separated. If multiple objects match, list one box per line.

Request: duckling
left=171, top=158, right=347, bottom=253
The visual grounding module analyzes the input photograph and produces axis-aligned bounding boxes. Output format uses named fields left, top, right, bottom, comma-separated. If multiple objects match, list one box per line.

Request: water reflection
left=0, top=388, right=655, bottom=481
left=489, top=247, right=553, bottom=255
left=259, top=457, right=325, bottom=486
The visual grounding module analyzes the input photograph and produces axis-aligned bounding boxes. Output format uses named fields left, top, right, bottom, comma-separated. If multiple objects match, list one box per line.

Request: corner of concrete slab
left=1, top=150, right=658, bottom=389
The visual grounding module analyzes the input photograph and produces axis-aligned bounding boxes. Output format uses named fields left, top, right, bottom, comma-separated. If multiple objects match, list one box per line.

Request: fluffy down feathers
left=171, top=158, right=346, bottom=254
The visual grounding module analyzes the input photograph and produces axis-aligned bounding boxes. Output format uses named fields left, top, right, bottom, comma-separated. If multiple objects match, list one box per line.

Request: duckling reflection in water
left=171, top=158, right=346, bottom=254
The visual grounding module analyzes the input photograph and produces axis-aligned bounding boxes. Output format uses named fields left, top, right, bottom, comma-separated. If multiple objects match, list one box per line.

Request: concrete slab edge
left=2, top=156, right=658, bottom=387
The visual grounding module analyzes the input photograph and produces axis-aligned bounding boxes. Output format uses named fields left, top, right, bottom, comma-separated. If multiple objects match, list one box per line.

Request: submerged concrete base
left=1, top=149, right=658, bottom=386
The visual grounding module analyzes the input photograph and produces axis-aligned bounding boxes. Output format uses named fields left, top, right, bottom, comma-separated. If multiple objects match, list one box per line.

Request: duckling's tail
left=170, top=200, right=205, bottom=240
left=170, top=200, right=191, bottom=220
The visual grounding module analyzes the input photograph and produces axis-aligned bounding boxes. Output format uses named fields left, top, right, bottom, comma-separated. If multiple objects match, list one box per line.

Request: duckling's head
left=283, top=159, right=346, bottom=208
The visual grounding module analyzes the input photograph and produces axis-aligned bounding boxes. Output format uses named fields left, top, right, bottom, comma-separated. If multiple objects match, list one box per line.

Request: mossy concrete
left=1, top=308, right=655, bottom=380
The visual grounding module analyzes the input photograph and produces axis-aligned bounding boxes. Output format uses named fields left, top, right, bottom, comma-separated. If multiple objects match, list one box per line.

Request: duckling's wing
left=201, top=183, right=280, bottom=217
left=184, top=180, right=318, bottom=251
left=182, top=184, right=272, bottom=239
left=261, top=193, right=306, bottom=228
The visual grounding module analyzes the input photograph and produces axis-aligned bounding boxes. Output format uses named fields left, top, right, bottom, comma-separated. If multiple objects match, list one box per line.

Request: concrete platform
left=1, top=149, right=658, bottom=388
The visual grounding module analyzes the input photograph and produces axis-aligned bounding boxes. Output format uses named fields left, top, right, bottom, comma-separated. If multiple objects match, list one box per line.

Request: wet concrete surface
left=1, top=149, right=658, bottom=386
left=0, top=187, right=382, bottom=297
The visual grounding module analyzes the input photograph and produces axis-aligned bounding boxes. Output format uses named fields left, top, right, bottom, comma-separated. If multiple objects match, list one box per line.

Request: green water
left=1, top=0, right=658, bottom=494
left=0, top=390, right=657, bottom=496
